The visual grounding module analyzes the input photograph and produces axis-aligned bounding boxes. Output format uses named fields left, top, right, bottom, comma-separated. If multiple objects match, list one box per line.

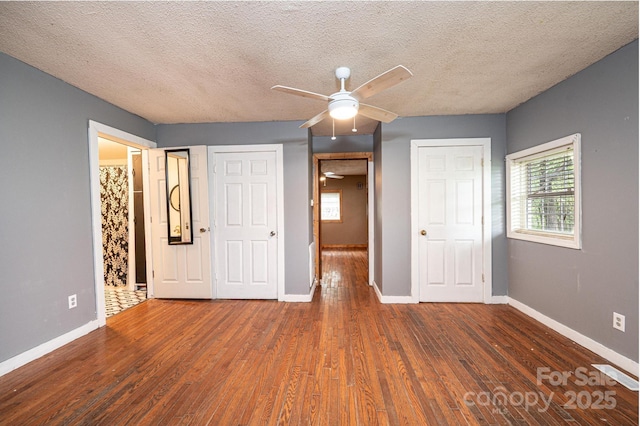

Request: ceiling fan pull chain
left=331, top=119, right=336, bottom=140
left=352, top=116, right=357, bottom=133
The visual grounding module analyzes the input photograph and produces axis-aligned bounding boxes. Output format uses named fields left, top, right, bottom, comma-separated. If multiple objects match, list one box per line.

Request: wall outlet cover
left=613, top=312, right=625, bottom=332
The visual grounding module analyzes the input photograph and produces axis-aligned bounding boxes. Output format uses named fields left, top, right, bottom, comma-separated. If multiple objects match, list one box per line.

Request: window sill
left=507, top=229, right=581, bottom=250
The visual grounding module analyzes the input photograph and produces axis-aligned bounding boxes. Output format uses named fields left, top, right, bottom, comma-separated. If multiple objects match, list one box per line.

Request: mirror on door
left=165, top=149, right=193, bottom=244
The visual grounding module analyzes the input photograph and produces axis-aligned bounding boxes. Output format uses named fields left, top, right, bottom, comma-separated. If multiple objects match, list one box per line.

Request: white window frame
left=506, top=133, right=582, bottom=249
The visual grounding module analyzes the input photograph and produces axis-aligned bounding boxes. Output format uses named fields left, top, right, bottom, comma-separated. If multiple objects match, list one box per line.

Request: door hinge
left=152, top=270, right=155, bottom=278
left=481, top=158, right=484, bottom=167
left=482, top=273, right=485, bottom=282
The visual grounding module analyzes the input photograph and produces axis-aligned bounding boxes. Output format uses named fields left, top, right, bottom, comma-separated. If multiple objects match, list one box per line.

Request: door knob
left=270, top=231, right=276, bottom=237
left=200, top=227, right=210, bottom=233
left=420, top=230, right=427, bottom=236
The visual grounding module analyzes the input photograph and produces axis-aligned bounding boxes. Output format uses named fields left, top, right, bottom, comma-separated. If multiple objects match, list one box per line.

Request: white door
left=149, top=146, right=212, bottom=299
left=418, top=145, right=484, bottom=302
left=212, top=150, right=279, bottom=299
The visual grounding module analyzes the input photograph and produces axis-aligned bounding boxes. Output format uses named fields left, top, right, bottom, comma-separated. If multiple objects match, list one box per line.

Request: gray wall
left=506, top=40, right=638, bottom=361
left=0, top=52, right=155, bottom=363
left=378, top=115, right=508, bottom=297
left=312, top=134, right=374, bottom=153
left=156, top=121, right=312, bottom=296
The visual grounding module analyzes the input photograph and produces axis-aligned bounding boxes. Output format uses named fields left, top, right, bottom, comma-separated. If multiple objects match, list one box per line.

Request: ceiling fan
left=323, top=171, right=344, bottom=179
left=272, top=65, right=413, bottom=129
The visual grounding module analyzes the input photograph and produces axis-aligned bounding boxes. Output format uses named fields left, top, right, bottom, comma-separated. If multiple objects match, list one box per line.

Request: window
left=321, top=190, right=342, bottom=222
left=506, top=133, right=581, bottom=249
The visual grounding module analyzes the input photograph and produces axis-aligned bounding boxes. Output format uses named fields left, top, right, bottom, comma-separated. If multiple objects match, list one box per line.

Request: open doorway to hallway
left=313, top=153, right=373, bottom=286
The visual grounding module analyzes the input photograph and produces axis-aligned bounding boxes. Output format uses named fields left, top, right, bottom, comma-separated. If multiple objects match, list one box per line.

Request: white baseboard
left=509, top=298, right=639, bottom=376
left=282, top=280, right=317, bottom=303
left=0, top=320, right=100, bottom=377
left=489, top=295, right=509, bottom=304
left=373, top=281, right=418, bottom=304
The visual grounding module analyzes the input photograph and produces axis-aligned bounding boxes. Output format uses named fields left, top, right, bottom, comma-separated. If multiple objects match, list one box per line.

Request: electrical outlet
left=613, top=312, right=625, bottom=332
left=68, top=294, right=77, bottom=309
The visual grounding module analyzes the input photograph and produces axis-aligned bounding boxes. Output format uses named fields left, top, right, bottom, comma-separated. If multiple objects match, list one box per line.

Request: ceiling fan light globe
left=328, top=98, right=359, bottom=120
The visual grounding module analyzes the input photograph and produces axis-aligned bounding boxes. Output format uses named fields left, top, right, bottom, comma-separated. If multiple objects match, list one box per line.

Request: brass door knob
left=420, top=230, right=427, bottom=236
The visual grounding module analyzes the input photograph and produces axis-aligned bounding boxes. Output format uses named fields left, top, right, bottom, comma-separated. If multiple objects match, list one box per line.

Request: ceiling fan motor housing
left=328, top=92, right=359, bottom=119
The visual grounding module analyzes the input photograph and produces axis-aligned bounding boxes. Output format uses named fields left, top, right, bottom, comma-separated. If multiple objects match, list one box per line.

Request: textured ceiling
left=321, top=159, right=368, bottom=176
left=0, top=2, right=637, bottom=136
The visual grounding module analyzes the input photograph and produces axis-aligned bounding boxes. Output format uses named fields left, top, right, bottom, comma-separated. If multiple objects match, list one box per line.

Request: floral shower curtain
left=100, top=166, right=128, bottom=287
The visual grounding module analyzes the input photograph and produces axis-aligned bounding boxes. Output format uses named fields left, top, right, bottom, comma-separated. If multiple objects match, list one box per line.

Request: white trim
left=489, top=295, right=509, bottom=304
left=282, top=279, right=318, bottom=302
left=505, top=133, right=581, bottom=249
left=207, top=144, right=285, bottom=301
left=368, top=161, right=375, bottom=286
left=410, top=138, right=492, bottom=304
left=509, top=297, right=639, bottom=376
left=141, top=149, right=154, bottom=298
left=373, top=281, right=417, bottom=304
left=88, top=121, right=156, bottom=326
left=0, top=320, right=99, bottom=377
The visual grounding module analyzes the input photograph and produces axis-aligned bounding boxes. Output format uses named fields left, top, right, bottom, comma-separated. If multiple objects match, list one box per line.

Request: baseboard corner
left=373, top=281, right=418, bottom=304
left=281, top=279, right=317, bottom=303
left=489, top=295, right=509, bottom=304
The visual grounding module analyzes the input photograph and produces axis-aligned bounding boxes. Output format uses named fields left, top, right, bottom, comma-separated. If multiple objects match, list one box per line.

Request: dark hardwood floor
left=0, top=249, right=637, bottom=425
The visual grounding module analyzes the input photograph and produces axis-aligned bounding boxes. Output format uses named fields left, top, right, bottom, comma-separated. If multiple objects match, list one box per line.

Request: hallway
left=0, top=249, right=637, bottom=424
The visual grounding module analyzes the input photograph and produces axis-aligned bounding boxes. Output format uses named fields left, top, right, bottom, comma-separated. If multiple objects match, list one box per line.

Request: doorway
left=98, top=138, right=148, bottom=316
left=89, top=121, right=156, bottom=326
left=313, top=152, right=373, bottom=285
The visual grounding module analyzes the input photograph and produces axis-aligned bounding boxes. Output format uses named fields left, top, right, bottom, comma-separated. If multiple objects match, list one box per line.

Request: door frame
left=88, top=121, right=156, bottom=326
left=208, top=144, right=285, bottom=300
left=313, top=152, right=374, bottom=284
left=410, top=138, right=492, bottom=303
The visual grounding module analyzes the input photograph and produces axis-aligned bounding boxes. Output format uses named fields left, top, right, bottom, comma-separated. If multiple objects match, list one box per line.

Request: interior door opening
left=88, top=120, right=157, bottom=327
left=313, top=153, right=373, bottom=287
left=98, top=137, right=149, bottom=317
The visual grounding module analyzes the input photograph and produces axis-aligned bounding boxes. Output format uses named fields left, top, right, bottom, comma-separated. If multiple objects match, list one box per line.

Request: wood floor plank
left=0, top=249, right=637, bottom=425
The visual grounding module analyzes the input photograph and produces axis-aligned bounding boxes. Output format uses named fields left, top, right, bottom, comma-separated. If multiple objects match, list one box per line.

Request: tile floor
left=104, top=287, right=147, bottom=318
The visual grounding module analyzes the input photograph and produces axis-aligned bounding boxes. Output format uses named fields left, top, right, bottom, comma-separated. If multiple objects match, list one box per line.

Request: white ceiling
left=0, top=2, right=637, bottom=136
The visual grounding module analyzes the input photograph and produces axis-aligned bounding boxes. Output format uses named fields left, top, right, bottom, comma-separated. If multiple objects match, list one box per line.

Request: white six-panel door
left=417, top=145, right=484, bottom=302
left=212, top=150, right=279, bottom=299
left=149, top=146, right=212, bottom=299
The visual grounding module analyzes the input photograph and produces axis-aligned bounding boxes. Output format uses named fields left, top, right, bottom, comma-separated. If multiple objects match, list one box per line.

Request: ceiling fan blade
left=350, top=65, right=413, bottom=100
left=324, top=172, right=345, bottom=179
left=300, top=110, right=330, bottom=128
left=358, top=103, right=399, bottom=123
left=271, top=85, right=331, bottom=102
